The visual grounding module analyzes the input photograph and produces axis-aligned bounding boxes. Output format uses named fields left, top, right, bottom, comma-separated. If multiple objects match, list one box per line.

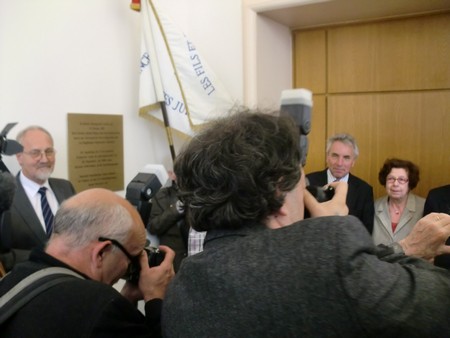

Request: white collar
left=326, top=169, right=349, bottom=183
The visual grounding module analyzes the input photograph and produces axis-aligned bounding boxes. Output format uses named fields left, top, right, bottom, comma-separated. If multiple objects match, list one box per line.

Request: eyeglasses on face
left=22, top=148, right=56, bottom=159
left=386, top=176, right=409, bottom=185
left=99, top=237, right=142, bottom=279
left=98, top=237, right=140, bottom=263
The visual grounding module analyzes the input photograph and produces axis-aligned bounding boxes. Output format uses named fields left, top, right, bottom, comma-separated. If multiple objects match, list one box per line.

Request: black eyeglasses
left=23, top=148, right=56, bottom=159
left=98, top=237, right=140, bottom=263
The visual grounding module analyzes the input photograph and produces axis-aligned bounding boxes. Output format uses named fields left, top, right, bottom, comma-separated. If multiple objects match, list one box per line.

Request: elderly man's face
left=16, top=129, right=55, bottom=184
left=326, top=141, right=356, bottom=179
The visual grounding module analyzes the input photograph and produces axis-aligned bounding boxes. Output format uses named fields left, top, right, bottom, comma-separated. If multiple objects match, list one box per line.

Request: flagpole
left=160, top=102, right=176, bottom=162
left=141, top=0, right=177, bottom=163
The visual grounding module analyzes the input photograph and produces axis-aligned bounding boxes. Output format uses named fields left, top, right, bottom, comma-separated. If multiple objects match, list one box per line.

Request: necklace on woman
left=389, top=200, right=404, bottom=215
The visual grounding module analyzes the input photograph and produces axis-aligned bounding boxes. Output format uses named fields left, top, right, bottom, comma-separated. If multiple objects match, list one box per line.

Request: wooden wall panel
left=294, top=12, right=450, bottom=201
left=328, top=91, right=450, bottom=199
left=327, top=13, right=450, bottom=93
left=293, top=30, right=326, bottom=94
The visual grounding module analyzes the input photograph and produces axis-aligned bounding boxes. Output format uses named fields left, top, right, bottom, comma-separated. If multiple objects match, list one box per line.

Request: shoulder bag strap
left=0, top=267, right=85, bottom=325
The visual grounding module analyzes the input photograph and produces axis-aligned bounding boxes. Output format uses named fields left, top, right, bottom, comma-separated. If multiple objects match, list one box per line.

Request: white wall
left=0, top=0, right=243, bottom=195
left=256, top=15, right=292, bottom=109
left=242, top=0, right=293, bottom=108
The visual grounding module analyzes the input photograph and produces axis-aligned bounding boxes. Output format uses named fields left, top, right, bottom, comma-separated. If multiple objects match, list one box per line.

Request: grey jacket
left=373, top=192, right=425, bottom=246
left=162, top=216, right=450, bottom=337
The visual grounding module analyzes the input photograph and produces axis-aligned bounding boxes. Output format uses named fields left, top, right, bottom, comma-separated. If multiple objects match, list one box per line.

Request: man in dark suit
left=162, top=111, right=450, bottom=337
left=6, top=126, right=76, bottom=270
left=306, top=133, right=374, bottom=233
left=423, top=184, right=450, bottom=269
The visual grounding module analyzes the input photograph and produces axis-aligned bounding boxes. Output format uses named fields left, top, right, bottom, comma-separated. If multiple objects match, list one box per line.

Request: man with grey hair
left=0, top=188, right=175, bottom=337
left=306, top=133, right=374, bottom=233
left=7, top=126, right=76, bottom=270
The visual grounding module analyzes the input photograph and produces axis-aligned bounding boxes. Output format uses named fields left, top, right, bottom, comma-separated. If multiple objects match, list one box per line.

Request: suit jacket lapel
left=376, top=196, right=392, bottom=234
left=316, top=170, right=328, bottom=186
left=346, top=174, right=357, bottom=207
left=49, top=179, right=65, bottom=204
left=13, top=175, right=47, bottom=241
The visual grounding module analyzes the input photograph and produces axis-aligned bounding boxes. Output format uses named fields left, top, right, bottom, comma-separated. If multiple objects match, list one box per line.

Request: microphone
left=279, top=89, right=313, bottom=167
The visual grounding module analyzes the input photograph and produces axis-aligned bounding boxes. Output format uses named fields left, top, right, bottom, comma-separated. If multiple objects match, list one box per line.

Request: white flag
left=138, top=0, right=235, bottom=136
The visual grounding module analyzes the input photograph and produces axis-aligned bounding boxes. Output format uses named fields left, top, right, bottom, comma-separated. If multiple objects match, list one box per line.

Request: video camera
left=125, top=164, right=169, bottom=225
left=0, top=122, right=23, bottom=173
left=124, top=165, right=169, bottom=282
left=279, top=89, right=334, bottom=202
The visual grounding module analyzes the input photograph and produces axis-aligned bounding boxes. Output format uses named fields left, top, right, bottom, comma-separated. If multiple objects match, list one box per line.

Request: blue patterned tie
left=38, top=187, right=54, bottom=235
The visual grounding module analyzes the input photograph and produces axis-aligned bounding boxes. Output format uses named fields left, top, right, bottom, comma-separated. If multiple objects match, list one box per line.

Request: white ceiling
left=258, top=0, right=450, bottom=29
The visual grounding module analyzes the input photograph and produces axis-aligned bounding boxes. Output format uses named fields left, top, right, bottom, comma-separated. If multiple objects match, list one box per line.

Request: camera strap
left=0, top=267, right=85, bottom=325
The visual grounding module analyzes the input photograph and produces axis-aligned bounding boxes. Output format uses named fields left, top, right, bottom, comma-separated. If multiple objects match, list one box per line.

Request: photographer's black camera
left=126, top=247, right=165, bottom=284
left=146, top=247, right=165, bottom=267
left=306, top=185, right=335, bottom=203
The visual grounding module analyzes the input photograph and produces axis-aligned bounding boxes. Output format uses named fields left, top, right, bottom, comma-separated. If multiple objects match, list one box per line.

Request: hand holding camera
left=138, top=245, right=175, bottom=301
left=122, top=245, right=175, bottom=303
left=304, top=181, right=349, bottom=218
left=126, top=246, right=166, bottom=284
left=306, top=185, right=335, bottom=202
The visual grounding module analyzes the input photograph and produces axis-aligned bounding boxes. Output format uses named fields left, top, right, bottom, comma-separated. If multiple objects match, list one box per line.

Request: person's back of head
left=174, top=109, right=302, bottom=232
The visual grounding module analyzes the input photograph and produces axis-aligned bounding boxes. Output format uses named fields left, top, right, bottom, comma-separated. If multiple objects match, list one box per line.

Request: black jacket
left=0, top=248, right=161, bottom=338
left=306, top=169, right=374, bottom=233
left=148, top=185, right=187, bottom=272
left=423, top=184, right=450, bottom=215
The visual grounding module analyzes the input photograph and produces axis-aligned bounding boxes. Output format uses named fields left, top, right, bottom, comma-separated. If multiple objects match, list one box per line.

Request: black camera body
left=306, top=185, right=335, bottom=202
left=146, top=247, right=165, bottom=267
left=126, top=247, right=165, bottom=284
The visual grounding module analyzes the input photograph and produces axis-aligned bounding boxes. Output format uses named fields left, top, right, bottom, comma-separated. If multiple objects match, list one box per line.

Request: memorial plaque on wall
left=68, top=114, right=124, bottom=192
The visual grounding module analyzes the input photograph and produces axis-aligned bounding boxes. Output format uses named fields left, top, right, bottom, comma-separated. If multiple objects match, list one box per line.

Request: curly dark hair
left=174, top=109, right=302, bottom=231
left=378, top=158, right=420, bottom=190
